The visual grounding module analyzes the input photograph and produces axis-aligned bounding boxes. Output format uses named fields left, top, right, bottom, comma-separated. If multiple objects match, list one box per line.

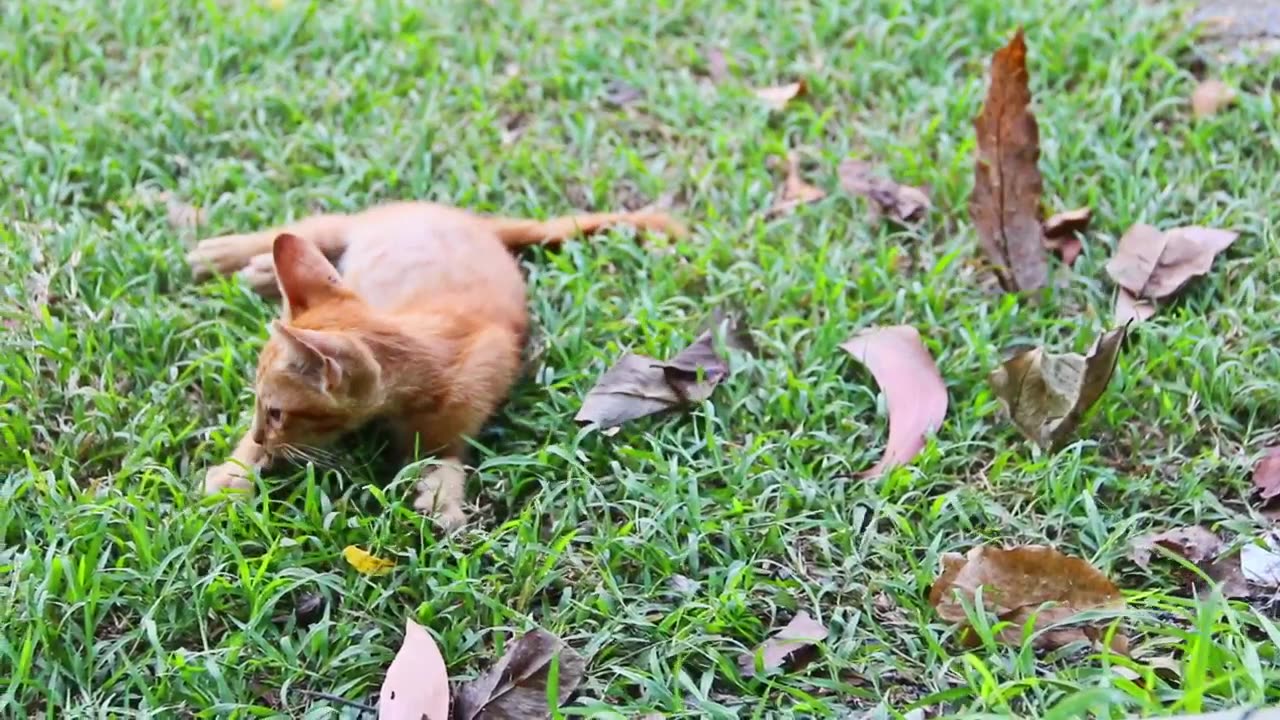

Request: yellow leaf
left=343, top=545, right=395, bottom=576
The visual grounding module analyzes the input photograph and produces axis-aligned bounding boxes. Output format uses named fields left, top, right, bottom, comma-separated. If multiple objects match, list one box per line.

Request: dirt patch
left=1190, top=0, right=1280, bottom=64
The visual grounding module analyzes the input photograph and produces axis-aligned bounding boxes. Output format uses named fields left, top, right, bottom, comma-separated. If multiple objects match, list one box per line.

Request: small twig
left=293, top=687, right=376, bottom=715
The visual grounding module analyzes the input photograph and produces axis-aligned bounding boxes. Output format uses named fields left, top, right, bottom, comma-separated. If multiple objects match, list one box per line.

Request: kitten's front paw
left=413, top=467, right=468, bottom=532
left=187, top=234, right=256, bottom=279
left=203, top=462, right=254, bottom=496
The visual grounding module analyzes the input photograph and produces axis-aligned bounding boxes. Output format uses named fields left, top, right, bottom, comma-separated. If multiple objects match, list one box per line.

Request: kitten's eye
left=267, top=407, right=283, bottom=424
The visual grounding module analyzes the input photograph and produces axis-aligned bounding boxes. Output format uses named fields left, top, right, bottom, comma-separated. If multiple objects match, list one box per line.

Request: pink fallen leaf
left=379, top=619, right=451, bottom=720
left=840, top=325, right=948, bottom=476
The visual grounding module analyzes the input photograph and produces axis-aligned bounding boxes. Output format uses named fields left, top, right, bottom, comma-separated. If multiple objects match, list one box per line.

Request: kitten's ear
left=270, top=321, right=345, bottom=392
left=273, top=233, right=348, bottom=318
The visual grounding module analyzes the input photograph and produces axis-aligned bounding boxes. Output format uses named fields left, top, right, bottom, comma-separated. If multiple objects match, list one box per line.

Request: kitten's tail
left=485, top=211, right=688, bottom=249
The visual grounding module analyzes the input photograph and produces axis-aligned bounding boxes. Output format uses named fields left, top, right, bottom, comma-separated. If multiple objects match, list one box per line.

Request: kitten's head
left=249, top=233, right=383, bottom=457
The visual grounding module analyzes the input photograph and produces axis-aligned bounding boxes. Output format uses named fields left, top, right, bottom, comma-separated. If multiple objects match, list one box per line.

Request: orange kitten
left=191, top=201, right=684, bottom=529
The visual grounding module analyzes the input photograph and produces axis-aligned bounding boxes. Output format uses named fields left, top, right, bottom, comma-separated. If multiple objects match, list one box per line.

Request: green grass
left=2, top=0, right=1279, bottom=717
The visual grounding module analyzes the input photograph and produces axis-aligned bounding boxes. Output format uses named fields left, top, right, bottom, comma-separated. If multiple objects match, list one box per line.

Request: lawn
left=2, top=0, right=1279, bottom=717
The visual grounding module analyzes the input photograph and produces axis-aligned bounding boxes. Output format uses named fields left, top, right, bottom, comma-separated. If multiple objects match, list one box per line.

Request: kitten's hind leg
left=188, top=213, right=353, bottom=281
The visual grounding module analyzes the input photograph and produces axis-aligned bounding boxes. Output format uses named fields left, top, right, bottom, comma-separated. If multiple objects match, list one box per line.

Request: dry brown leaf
left=988, top=324, right=1127, bottom=450
left=929, top=545, right=1125, bottom=651
left=1191, top=79, right=1237, bottom=118
left=1042, top=207, right=1091, bottom=268
left=575, top=330, right=731, bottom=430
left=1209, top=558, right=1255, bottom=593
left=768, top=152, right=826, bottom=217
left=970, top=28, right=1048, bottom=292
left=840, top=326, right=948, bottom=477
left=1130, top=526, right=1249, bottom=598
left=838, top=160, right=931, bottom=225
left=1105, top=223, right=1239, bottom=321
left=738, top=611, right=829, bottom=677
left=379, top=619, right=451, bottom=720
left=453, top=629, right=585, bottom=720
left=602, top=80, right=644, bottom=108
left=1130, top=526, right=1224, bottom=570
left=1252, top=447, right=1280, bottom=501
left=754, top=79, right=807, bottom=110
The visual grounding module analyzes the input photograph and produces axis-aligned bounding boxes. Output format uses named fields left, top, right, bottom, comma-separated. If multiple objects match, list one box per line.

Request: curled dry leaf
left=1106, top=223, right=1239, bottom=322
left=1042, top=207, right=1091, bottom=268
left=343, top=545, right=396, bottom=576
left=929, top=545, right=1125, bottom=651
left=753, top=79, right=807, bottom=110
left=575, top=330, right=731, bottom=430
left=837, top=160, right=931, bottom=225
left=988, top=324, right=1127, bottom=450
left=1130, top=526, right=1248, bottom=598
left=841, top=326, right=948, bottom=477
left=970, top=28, right=1048, bottom=292
left=1191, top=79, right=1237, bottom=119
left=768, top=152, right=826, bottom=217
left=379, top=619, right=451, bottom=720
left=738, top=611, right=829, bottom=677
left=453, top=629, right=585, bottom=720
left=1252, top=447, right=1280, bottom=501
left=1130, top=526, right=1224, bottom=570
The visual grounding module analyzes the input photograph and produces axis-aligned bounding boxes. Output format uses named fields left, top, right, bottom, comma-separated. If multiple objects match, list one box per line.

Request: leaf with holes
left=1130, top=526, right=1248, bottom=598
left=929, top=545, right=1125, bottom=651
